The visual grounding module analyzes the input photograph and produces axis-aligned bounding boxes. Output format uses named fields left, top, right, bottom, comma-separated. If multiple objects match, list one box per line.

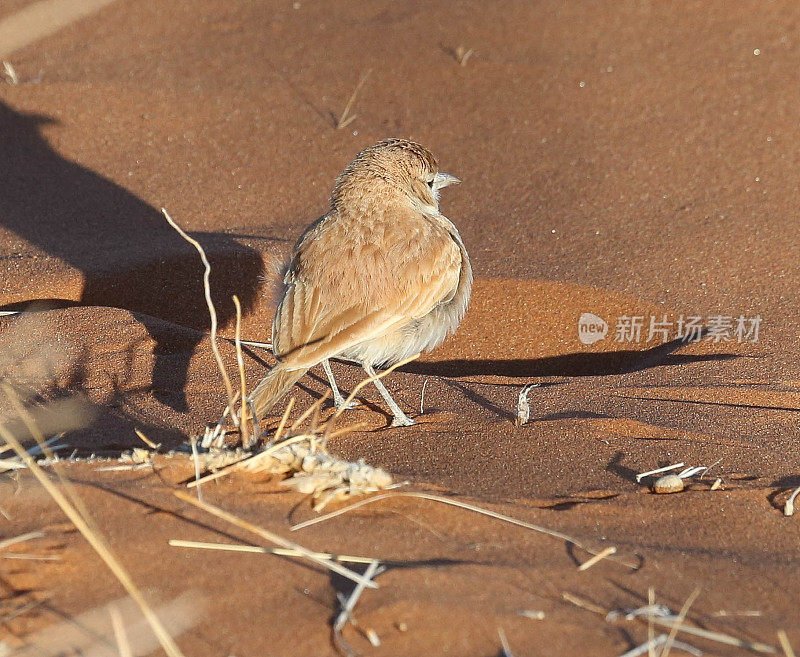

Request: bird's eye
left=427, top=179, right=434, bottom=188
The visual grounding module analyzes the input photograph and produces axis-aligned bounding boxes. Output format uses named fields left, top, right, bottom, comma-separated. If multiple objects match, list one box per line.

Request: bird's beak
left=433, top=172, right=461, bottom=190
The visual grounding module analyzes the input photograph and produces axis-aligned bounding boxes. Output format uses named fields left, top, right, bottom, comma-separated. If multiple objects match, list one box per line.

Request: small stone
left=653, top=474, right=684, bottom=494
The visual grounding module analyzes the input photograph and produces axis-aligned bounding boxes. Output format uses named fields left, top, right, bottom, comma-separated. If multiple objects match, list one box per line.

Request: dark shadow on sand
left=401, top=337, right=739, bottom=379
left=0, top=101, right=264, bottom=412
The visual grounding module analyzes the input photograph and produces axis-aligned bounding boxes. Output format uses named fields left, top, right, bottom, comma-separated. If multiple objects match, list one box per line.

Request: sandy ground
left=0, top=1, right=799, bottom=655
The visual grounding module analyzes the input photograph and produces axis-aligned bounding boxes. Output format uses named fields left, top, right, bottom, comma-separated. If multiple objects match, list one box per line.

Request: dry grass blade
left=636, top=463, right=685, bottom=483
left=173, top=490, right=378, bottom=589
left=189, top=436, right=203, bottom=502
left=561, top=591, right=607, bottom=615
left=578, top=545, right=617, bottom=571
left=110, top=603, right=133, bottom=657
left=3, top=60, right=19, bottom=84
left=2, top=553, right=60, bottom=561
left=135, top=429, right=158, bottom=449
left=659, top=588, right=700, bottom=657
left=290, top=390, right=329, bottom=432
left=0, top=597, right=47, bottom=624
left=336, top=69, right=371, bottom=129
left=0, top=531, right=44, bottom=550
left=620, top=635, right=667, bottom=657
left=334, top=558, right=381, bottom=632
left=291, top=490, right=636, bottom=569
left=273, top=396, right=295, bottom=443
left=0, top=422, right=185, bottom=657
left=232, top=295, right=251, bottom=447
left=161, top=208, right=238, bottom=427
left=779, top=631, right=797, bottom=657
left=647, top=616, right=775, bottom=653
left=498, top=627, right=515, bottom=657
left=648, top=587, right=656, bottom=657
left=168, top=538, right=373, bottom=563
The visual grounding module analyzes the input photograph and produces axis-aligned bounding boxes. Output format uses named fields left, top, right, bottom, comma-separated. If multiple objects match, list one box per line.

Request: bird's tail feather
left=247, top=363, right=308, bottom=420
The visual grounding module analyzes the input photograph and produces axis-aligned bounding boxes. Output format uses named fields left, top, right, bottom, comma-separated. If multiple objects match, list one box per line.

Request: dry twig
left=232, top=295, right=251, bottom=448
left=2, top=61, right=19, bottom=84
left=292, top=491, right=636, bottom=568
left=0, top=396, right=185, bottom=657
left=659, top=588, right=700, bottom=657
left=161, top=208, right=238, bottom=428
left=336, top=70, right=371, bottom=129
left=168, top=538, right=372, bottom=563
left=779, top=631, right=797, bottom=657
left=173, top=490, right=378, bottom=589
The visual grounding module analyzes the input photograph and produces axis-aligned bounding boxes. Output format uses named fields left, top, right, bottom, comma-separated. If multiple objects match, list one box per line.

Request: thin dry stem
left=161, top=208, right=238, bottom=427
left=135, top=429, right=158, bottom=449
left=2, top=61, right=19, bottom=84
left=168, top=538, right=373, bottom=563
left=0, top=598, right=47, bottom=623
left=336, top=69, right=371, bottom=129
left=189, top=436, right=203, bottom=502
left=561, top=592, right=607, bottom=615
left=498, top=627, right=514, bottom=657
left=173, top=490, right=378, bottom=589
left=334, top=559, right=381, bottom=632
left=659, top=588, right=700, bottom=657
left=273, top=396, right=295, bottom=443
left=291, top=390, right=330, bottom=433
left=577, top=546, right=616, bottom=571
left=779, top=631, right=797, bottom=657
left=646, top=616, right=775, bottom=653
left=291, top=490, right=637, bottom=569
left=0, top=421, right=185, bottom=657
left=3, top=386, right=101, bottom=541
left=648, top=587, right=656, bottom=657
left=110, top=603, right=133, bottom=657
left=232, top=295, right=251, bottom=447
left=0, top=531, right=43, bottom=550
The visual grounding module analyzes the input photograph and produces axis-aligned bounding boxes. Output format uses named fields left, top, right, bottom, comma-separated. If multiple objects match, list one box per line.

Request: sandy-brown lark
left=249, top=139, right=472, bottom=426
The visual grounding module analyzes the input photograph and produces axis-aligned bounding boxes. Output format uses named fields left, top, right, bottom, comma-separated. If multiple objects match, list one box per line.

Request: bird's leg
left=363, top=363, right=415, bottom=427
left=322, top=359, right=358, bottom=410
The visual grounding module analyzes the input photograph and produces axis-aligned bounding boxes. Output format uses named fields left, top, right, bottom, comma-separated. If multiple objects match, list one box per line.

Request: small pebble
left=653, top=474, right=684, bottom=494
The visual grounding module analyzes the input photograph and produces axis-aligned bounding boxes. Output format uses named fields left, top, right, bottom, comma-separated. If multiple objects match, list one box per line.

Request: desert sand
left=0, top=1, right=798, bottom=655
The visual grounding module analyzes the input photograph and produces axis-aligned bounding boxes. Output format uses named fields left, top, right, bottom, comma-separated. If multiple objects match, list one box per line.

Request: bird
left=248, top=138, right=472, bottom=427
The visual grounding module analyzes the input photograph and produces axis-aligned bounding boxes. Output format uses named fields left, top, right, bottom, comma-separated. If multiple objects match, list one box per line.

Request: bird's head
left=331, top=138, right=460, bottom=216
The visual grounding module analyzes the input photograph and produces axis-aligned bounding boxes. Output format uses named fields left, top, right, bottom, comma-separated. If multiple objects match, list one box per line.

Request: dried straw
left=292, top=491, right=637, bottom=569
left=161, top=208, right=237, bottom=427
left=173, top=490, right=378, bottom=590
left=0, top=402, right=185, bottom=657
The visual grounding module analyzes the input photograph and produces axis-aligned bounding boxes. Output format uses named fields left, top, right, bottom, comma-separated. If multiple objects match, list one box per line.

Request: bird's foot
left=390, top=414, right=415, bottom=427
left=333, top=395, right=360, bottom=411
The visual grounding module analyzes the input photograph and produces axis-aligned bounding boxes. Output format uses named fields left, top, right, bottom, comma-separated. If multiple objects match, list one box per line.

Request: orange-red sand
left=0, top=1, right=799, bottom=655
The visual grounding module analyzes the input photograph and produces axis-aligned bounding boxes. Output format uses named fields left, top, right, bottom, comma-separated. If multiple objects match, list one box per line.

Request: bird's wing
left=272, top=220, right=462, bottom=370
